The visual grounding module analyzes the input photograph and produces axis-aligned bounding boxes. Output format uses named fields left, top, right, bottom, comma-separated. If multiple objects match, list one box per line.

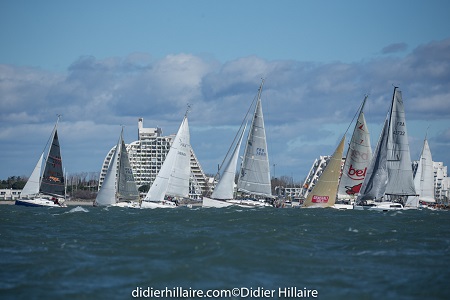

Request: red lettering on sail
left=347, top=164, right=367, bottom=180
left=312, top=195, right=329, bottom=203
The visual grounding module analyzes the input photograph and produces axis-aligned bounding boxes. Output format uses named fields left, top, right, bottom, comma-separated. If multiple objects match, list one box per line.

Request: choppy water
left=1, top=205, right=449, bottom=299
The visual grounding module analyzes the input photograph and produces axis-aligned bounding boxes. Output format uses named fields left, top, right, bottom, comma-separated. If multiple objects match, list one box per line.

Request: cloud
left=381, top=42, right=408, bottom=54
left=1, top=38, right=450, bottom=181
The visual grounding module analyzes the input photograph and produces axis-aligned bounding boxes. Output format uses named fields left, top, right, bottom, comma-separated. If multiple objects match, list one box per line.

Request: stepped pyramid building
left=99, top=118, right=211, bottom=199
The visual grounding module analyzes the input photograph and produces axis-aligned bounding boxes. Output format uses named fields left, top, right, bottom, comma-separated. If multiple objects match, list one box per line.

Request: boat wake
left=66, top=206, right=89, bottom=213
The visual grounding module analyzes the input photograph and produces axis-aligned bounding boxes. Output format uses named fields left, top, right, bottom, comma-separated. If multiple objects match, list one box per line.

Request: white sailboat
left=355, top=87, right=416, bottom=211
left=94, top=128, right=140, bottom=208
left=334, top=96, right=372, bottom=210
left=234, top=80, right=273, bottom=207
left=405, top=137, right=435, bottom=209
left=203, top=80, right=273, bottom=208
left=303, top=136, right=345, bottom=208
left=15, top=116, right=67, bottom=207
left=141, top=111, right=191, bottom=209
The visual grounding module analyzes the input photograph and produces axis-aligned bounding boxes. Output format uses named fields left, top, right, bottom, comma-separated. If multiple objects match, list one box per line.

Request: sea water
left=0, top=205, right=449, bottom=300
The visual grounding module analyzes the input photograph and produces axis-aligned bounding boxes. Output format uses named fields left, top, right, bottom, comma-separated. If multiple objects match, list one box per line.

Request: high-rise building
left=99, top=118, right=211, bottom=199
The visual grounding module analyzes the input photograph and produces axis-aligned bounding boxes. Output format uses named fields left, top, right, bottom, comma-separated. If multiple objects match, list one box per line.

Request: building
left=99, top=118, right=211, bottom=199
left=433, top=162, right=449, bottom=204
left=0, top=189, right=21, bottom=200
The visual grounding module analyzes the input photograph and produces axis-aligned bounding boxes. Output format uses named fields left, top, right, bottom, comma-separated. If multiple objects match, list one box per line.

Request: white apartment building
left=99, top=118, right=211, bottom=199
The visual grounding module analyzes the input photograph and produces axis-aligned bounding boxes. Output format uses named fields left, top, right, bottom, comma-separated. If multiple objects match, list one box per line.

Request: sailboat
left=355, top=87, right=416, bottom=211
left=405, top=137, right=435, bottom=209
left=15, top=116, right=67, bottom=207
left=334, top=96, right=372, bottom=210
left=93, top=128, right=140, bottom=208
left=202, top=123, right=247, bottom=208
left=302, top=136, right=345, bottom=208
left=203, top=80, right=273, bottom=208
left=141, top=110, right=191, bottom=209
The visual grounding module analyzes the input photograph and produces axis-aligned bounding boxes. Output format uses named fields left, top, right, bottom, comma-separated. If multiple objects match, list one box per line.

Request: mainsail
left=385, top=88, right=416, bottom=197
left=237, top=80, right=272, bottom=197
left=117, top=137, right=140, bottom=201
left=143, top=115, right=191, bottom=202
left=337, top=96, right=372, bottom=199
left=303, top=137, right=345, bottom=208
left=40, top=129, right=65, bottom=197
left=405, top=138, right=435, bottom=206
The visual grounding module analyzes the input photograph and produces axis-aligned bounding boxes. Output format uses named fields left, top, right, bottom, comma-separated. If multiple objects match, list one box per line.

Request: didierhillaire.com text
left=132, top=286, right=319, bottom=298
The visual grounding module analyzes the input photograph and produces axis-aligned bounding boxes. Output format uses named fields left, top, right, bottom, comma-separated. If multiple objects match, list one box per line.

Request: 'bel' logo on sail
left=347, top=164, right=367, bottom=180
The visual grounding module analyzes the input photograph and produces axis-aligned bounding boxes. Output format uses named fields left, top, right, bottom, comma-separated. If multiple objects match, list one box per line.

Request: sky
left=1, top=0, right=450, bottom=183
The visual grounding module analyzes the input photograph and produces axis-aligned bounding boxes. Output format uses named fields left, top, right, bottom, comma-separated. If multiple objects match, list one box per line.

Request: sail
left=237, top=83, right=272, bottom=197
left=357, top=117, right=389, bottom=202
left=40, top=129, right=65, bottom=197
left=337, top=96, right=372, bottom=199
left=117, top=137, right=140, bottom=201
left=95, top=136, right=121, bottom=206
left=303, top=137, right=345, bottom=208
left=406, top=138, right=435, bottom=206
left=144, top=115, right=191, bottom=202
left=385, top=88, right=416, bottom=196
left=21, top=153, right=44, bottom=197
left=211, top=123, right=247, bottom=200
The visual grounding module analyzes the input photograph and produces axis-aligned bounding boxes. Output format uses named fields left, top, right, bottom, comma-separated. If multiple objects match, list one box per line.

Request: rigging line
left=213, top=81, right=261, bottom=179
left=343, top=95, right=366, bottom=137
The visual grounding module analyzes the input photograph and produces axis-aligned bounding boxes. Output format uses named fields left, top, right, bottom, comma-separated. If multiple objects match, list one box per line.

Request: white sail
left=143, top=115, right=191, bottom=202
left=95, top=135, right=121, bottom=206
left=385, top=88, right=416, bottom=197
left=117, top=137, right=140, bottom=201
left=237, top=81, right=272, bottom=197
left=406, top=138, right=435, bottom=207
left=303, top=137, right=345, bottom=208
left=337, top=96, right=372, bottom=199
left=211, top=123, right=247, bottom=200
left=21, top=153, right=44, bottom=197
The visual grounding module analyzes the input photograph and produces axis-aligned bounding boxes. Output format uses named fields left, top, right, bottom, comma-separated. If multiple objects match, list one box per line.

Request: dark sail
left=40, top=130, right=65, bottom=197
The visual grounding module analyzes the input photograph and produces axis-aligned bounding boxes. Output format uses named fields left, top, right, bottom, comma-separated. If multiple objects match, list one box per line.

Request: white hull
left=15, top=197, right=67, bottom=208
left=332, top=203, right=354, bottom=210
left=202, top=197, right=272, bottom=208
left=354, top=201, right=403, bottom=211
left=202, top=197, right=234, bottom=208
left=140, top=200, right=177, bottom=209
left=111, top=201, right=141, bottom=209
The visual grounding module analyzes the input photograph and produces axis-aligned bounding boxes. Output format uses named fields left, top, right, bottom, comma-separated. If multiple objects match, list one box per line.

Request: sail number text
left=256, top=148, right=266, bottom=156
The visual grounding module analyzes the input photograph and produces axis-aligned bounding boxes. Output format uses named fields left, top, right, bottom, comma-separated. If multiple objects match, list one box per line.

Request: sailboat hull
left=140, top=200, right=177, bottom=209
left=354, top=201, right=403, bottom=211
left=15, top=197, right=67, bottom=208
left=202, top=197, right=234, bottom=208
